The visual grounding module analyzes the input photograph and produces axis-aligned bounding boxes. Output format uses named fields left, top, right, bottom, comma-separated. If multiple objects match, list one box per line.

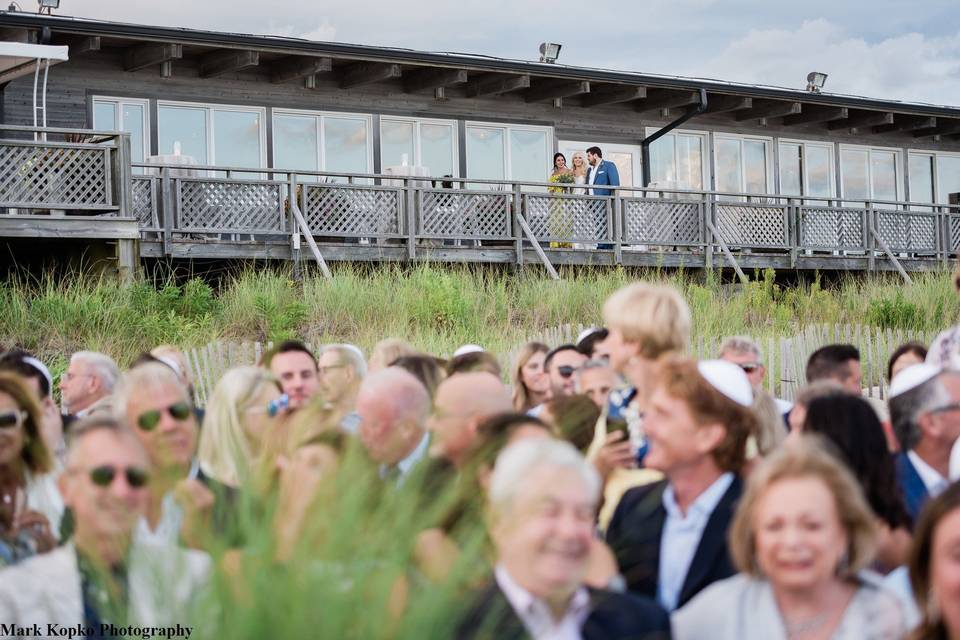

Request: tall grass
left=1, top=264, right=957, bottom=374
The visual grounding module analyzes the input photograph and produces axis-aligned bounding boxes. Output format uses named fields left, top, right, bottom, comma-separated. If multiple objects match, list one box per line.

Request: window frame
left=712, top=132, right=775, bottom=196
left=465, top=121, right=553, bottom=183
left=776, top=138, right=837, bottom=200
left=272, top=107, right=374, bottom=177
left=157, top=99, right=268, bottom=169
left=838, top=142, right=904, bottom=204
left=91, top=95, right=151, bottom=163
left=644, top=127, right=710, bottom=192
left=379, top=115, right=459, bottom=178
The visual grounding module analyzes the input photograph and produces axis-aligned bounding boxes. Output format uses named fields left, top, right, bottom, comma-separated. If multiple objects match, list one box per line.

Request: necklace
left=783, top=611, right=830, bottom=639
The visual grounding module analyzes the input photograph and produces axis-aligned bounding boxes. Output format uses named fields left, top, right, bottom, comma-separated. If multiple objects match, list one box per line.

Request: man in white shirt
left=356, top=367, right=432, bottom=486
left=60, top=351, right=120, bottom=418
left=457, top=438, right=670, bottom=640
left=889, top=364, right=960, bottom=523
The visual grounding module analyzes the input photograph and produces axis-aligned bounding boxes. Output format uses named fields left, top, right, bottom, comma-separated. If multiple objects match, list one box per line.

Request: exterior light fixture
left=806, top=71, right=827, bottom=93
left=37, top=0, right=58, bottom=13
left=539, top=42, right=562, bottom=64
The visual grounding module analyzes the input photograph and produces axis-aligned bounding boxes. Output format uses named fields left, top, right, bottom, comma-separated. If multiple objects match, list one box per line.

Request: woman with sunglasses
left=0, top=372, right=62, bottom=566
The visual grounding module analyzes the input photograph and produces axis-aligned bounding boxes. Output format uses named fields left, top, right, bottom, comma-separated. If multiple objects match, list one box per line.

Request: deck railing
left=1, top=126, right=958, bottom=271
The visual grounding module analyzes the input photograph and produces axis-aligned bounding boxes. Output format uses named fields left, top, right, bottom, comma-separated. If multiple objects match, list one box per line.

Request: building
left=0, top=11, right=958, bottom=278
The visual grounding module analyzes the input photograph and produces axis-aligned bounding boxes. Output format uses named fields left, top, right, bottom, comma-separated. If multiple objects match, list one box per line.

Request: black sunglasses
left=136, top=402, right=192, bottom=431
left=0, top=410, right=26, bottom=430
left=89, top=465, right=150, bottom=489
left=557, top=365, right=579, bottom=379
left=738, top=363, right=761, bottom=373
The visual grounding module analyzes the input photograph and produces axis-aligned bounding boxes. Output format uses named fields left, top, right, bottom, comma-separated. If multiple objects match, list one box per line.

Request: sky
left=48, top=0, right=960, bottom=107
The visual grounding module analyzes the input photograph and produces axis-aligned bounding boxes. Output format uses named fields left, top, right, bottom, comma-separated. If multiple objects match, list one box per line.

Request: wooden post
left=613, top=194, right=623, bottom=265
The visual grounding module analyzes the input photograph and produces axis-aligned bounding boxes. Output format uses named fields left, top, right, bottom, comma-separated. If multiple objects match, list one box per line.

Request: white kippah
left=21, top=356, right=53, bottom=394
left=889, top=363, right=941, bottom=399
left=697, top=360, right=753, bottom=407
left=340, top=343, right=365, bottom=361
left=453, top=344, right=484, bottom=357
left=153, top=355, right=183, bottom=378
left=576, top=327, right=601, bottom=345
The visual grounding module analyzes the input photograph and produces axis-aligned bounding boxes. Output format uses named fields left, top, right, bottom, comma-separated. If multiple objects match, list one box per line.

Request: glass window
left=676, top=135, right=703, bottom=190
left=93, top=102, right=116, bottom=132
left=213, top=110, right=261, bottom=169
left=509, top=129, right=548, bottom=183
left=806, top=146, right=833, bottom=198
left=649, top=132, right=703, bottom=190
left=909, top=154, right=935, bottom=204
left=778, top=143, right=802, bottom=196
left=158, top=105, right=208, bottom=164
left=381, top=120, right=415, bottom=169
left=420, top=123, right=455, bottom=177
left=92, top=98, right=149, bottom=166
left=274, top=114, right=319, bottom=173
left=938, top=156, right=960, bottom=205
left=122, top=104, right=146, bottom=166
left=842, top=146, right=902, bottom=204
left=466, top=126, right=505, bottom=181
left=650, top=135, right=676, bottom=185
left=715, top=138, right=741, bottom=194
left=870, top=150, right=898, bottom=203
left=743, top=140, right=768, bottom=194
left=841, top=148, right=869, bottom=201
left=324, top=117, right=368, bottom=174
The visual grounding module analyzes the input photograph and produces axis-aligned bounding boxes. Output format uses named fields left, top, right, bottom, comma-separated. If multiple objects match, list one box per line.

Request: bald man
left=356, top=367, right=432, bottom=486
left=427, top=372, right=513, bottom=469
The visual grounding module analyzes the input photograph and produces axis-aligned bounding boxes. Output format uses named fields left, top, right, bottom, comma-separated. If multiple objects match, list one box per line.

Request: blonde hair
left=368, top=338, right=415, bottom=374
left=729, top=435, right=878, bottom=578
left=602, top=283, right=691, bottom=358
left=199, top=366, right=281, bottom=488
left=511, top=342, right=549, bottom=411
left=571, top=151, right=588, bottom=177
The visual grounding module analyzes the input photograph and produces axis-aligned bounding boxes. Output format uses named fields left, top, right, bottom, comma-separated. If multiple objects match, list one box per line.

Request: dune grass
left=1, top=263, right=956, bottom=375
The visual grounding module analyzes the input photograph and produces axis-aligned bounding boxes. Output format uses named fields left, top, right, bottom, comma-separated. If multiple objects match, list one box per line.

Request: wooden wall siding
left=3, top=54, right=960, bottom=154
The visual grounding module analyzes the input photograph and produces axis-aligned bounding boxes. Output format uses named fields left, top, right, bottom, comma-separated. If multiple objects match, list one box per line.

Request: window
left=273, top=110, right=372, bottom=182
left=839, top=145, right=902, bottom=206
left=714, top=135, right=772, bottom=196
left=380, top=117, right=457, bottom=177
left=465, top=122, right=551, bottom=187
left=778, top=141, right=835, bottom=199
left=91, top=97, right=149, bottom=165
left=648, top=131, right=706, bottom=190
left=157, top=102, right=266, bottom=171
left=939, top=155, right=960, bottom=205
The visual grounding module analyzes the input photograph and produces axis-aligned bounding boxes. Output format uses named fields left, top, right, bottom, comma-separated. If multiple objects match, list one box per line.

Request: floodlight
left=38, top=0, right=59, bottom=7
left=539, top=42, right=562, bottom=64
left=806, top=71, right=828, bottom=93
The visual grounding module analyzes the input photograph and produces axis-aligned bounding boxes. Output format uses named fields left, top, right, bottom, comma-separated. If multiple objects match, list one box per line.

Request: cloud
left=680, top=19, right=960, bottom=106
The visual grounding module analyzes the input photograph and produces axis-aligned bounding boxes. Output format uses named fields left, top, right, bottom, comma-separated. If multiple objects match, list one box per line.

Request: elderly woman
left=0, top=372, right=61, bottom=566
left=510, top=341, right=550, bottom=413
left=909, top=482, right=960, bottom=639
left=199, top=366, right=286, bottom=489
left=672, top=436, right=907, bottom=639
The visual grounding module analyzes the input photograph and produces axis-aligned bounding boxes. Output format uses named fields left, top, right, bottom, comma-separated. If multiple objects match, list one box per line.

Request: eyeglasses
left=930, top=402, right=960, bottom=415
left=136, top=402, right=192, bottom=431
left=89, top=465, right=149, bottom=489
left=738, top=363, right=762, bottom=373
left=317, top=364, right=346, bottom=376
left=60, top=372, right=92, bottom=383
left=557, top=365, right=580, bottom=379
left=0, top=410, right=26, bottom=430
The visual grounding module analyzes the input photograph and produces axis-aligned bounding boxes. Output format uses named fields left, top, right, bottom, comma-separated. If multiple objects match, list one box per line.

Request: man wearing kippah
left=889, top=363, right=960, bottom=523
left=605, top=358, right=759, bottom=612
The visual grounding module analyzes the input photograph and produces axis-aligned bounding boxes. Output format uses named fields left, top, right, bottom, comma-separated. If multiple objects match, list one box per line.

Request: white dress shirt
left=907, top=449, right=949, bottom=497
left=658, top=472, right=734, bottom=612
left=136, top=459, right=200, bottom=546
left=495, top=564, right=591, bottom=640
left=380, top=431, right=430, bottom=486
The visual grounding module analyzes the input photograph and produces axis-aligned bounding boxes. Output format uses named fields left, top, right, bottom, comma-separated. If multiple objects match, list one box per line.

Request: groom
left=586, top=146, right=619, bottom=249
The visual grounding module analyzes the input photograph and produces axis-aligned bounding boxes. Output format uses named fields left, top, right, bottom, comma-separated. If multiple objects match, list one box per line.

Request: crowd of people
left=3, top=280, right=960, bottom=639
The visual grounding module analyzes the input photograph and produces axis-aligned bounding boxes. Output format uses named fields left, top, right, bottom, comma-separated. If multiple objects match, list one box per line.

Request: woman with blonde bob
left=672, top=436, right=906, bottom=639
left=510, top=341, right=550, bottom=412
left=198, top=366, right=285, bottom=488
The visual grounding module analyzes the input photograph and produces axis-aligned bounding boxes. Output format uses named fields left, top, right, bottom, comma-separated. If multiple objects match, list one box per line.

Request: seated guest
left=801, top=394, right=912, bottom=571
left=908, top=482, right=960, bottom=640
left=390, top=354, right=447, bottom=403
left=427, top=372, right=513, bottom=470
left=316, top=344, right=366, bottom=434
left=457, top=438, right=670, bottom=639
left=805, top=344, right=863, bottom=394
left=447, top=350, right=502, bottom=378
left=672, top=436, right=906, bottom=639
left=510, top=342, right=550, bottom=413
left=540, top=394, right=601, bottom=454
left=0, top=373, right=60, bottom=565
left=59, top=351, right=120, bottom=418
left=606, top=358, right=757, bottom=610
left=576, top=327, right=610, bottom=361
left=889, top=364, right=960, bottom=523
left=542, top=345, right=587, bottom=402
left=261, top=340, right=320, bottom=410
left=0, top=416, right=210, bottom=629
left=0, top=350, right=65, bottom=466
left=887, top=342, right=927, bottom=382
left=575, top=360, right=619, bottom=410
left=356, top=368, right=432, bottom=486
left=786, top=379, right=846, bottom=433
left=368, top=338, right=415, bottom=374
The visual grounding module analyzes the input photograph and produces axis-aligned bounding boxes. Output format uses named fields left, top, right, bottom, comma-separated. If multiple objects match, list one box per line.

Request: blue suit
left=895, top=452, right=930, bottom=525
left=588, top=159, right=620, bottom=197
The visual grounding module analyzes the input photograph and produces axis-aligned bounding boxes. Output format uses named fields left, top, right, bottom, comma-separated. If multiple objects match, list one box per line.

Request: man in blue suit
left=586, top=146, right=619, bottom=250
left=889, top=364, right=960, bottom=524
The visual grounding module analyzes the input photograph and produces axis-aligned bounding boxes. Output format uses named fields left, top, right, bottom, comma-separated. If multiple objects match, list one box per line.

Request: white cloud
left=681, top=19, right=960, bottom=106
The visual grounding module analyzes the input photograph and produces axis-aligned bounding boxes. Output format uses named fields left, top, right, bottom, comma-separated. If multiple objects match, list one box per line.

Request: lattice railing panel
left=177, top=180, right=284, bottom=232
left=523, top=194, right=607, bottom=242
left=131, top=177, right=158, bottom=228
left=715, top=204, right=788, bottom=248
left=876, top=211, right=937, bottom=252
left=951, top=216, right=960, bottom=252
left=0, top=143, right=110, bottom=208
left=303, top=185, right=402, bottom=236
left=419, top=190, right=510, bottom=238
left=623, top=199, right=701, bottom=245
left=799, top=207, right=865, bottom=250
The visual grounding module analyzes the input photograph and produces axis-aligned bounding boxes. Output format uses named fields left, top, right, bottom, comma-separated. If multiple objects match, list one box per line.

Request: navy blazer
left=895, top=452, right=930, bottom=525
left=587, top=159, right=620, bottom=196
left=455, top=579, right=671, bottom=640
left=605, top=477, right=742, bottom=609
